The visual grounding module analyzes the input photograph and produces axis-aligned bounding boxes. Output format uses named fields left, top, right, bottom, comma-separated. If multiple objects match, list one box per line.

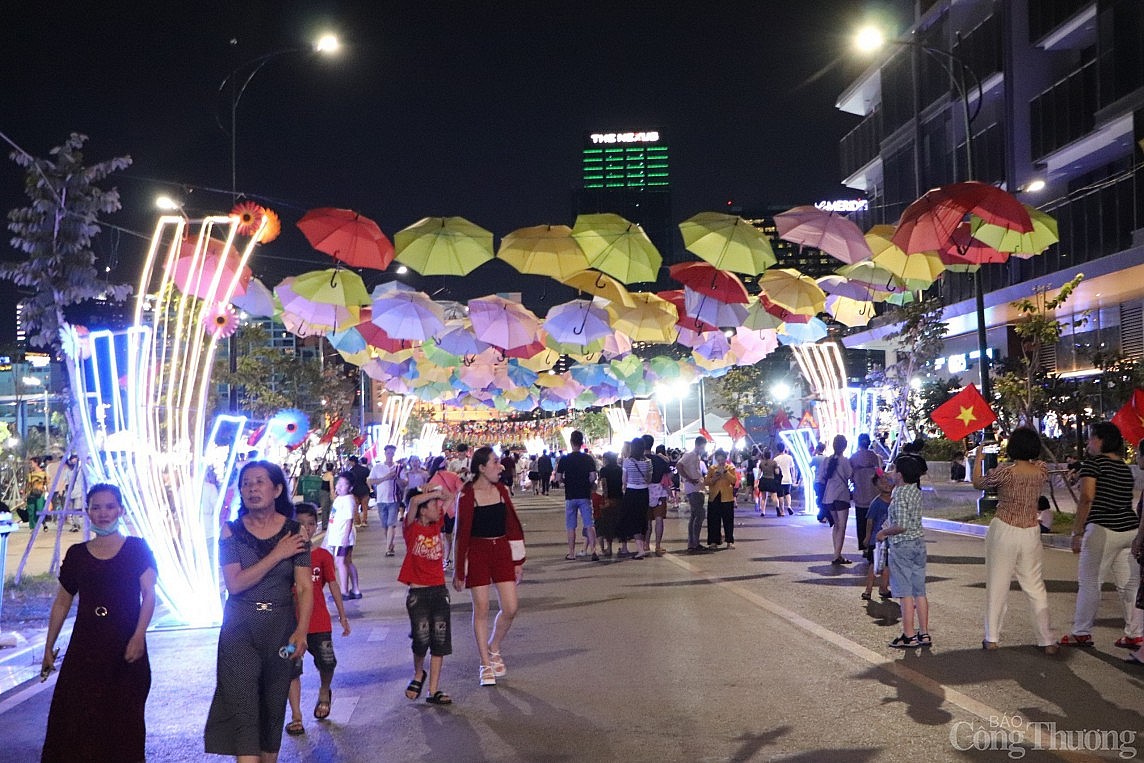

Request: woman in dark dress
left=41, top=483, right=158, bottom=763
left=204, top=461, right=312, bottom=763
left=596, top=451, right=623, bottom=557
left=619, top=438, right=652, bottom=559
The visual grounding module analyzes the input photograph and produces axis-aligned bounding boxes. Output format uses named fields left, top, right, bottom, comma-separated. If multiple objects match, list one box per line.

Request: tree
left=3, top=134, right=132, bottom=353
left=708, top=364, right=775, bottom=420
left=868, top=297, right=948, bottom=457
left=568, top=410, right=610, bottom=444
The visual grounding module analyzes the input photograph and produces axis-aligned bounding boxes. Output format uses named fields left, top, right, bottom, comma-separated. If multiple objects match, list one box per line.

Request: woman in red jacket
left=452, top=446, right=525, bottom=687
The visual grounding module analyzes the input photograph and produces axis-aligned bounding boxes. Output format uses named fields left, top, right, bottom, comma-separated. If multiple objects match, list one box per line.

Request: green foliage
left=568, top=410, right=610, bottom=444
left=708, top=364, right=773, bottom=419
left=921, top=437, right=964, bottom=461
left=2, top=134, right=133, bottom=351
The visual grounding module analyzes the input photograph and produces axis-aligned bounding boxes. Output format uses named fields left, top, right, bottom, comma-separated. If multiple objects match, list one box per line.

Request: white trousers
left=1071, top=523, right=1143, bottom=638
left=984, top=518, right=1054, bottom=646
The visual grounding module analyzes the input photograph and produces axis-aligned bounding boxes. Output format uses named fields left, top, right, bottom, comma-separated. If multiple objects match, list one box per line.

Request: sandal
left=860, top=592, right=873, bottom=601
left=564, top=554, right=576, bottom=561
left=314, top=689, right=332, bottom=719
left=1059, top=633, right=1094, bottom=647
left=1115, top=636, right=1143, bottom=649
left=405, top=670, right=427, bottom=700
left=286, top=719, right=305, bottom=736
left=488, top=650, right=506, bottom=677
left=917, top=633, right=933, bottom=647
left=889, top=633, right=920, bottom=649
left=479, top=664, right=497, bottom=686
left=426, top=690, right=453, bottom=705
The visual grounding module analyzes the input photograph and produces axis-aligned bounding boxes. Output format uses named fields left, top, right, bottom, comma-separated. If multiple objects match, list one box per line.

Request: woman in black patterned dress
left=204, top=461, right=312, bottom=762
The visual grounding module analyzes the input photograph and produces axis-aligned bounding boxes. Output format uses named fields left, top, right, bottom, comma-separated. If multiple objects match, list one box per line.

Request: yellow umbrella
left=866, top=225, right=945, bottom=290
left=516, top=349, right=559, bottom=372
left=825, top=294, right=875, bottom=328
left=290, top=268, right=370, bottom=307
left=678, top=211, right=777, bottom=275
left=559, top=269, right=636, bottom=307
left=571, top=213, right=662, bottom=284
left=758, top=268, right=826, bottom=316
left=970, top=205, right=1058, bottom=258
left=610, top=292, right=678, bottom=344
left=836, top=260, right=904, bottom=295
left=394, top=216, right=494, bottom=276
left=497, top=224, right=589, bottom=280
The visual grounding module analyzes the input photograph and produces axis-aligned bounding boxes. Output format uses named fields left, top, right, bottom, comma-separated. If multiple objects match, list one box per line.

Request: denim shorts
left=378, top=502, right=400, bottom=528
left=888, top=537, right=927, bottom=598
left=565, top=498, right=593, bottom=530
left=406, top=584, right=452, bottom=657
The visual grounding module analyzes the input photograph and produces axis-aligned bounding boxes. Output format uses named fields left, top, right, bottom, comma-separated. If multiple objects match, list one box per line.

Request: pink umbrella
left=173, top=237, right=252, bottom=301
left=774, top=205, right=872, bottom=264
left=730, top=328, right=779, bottom=365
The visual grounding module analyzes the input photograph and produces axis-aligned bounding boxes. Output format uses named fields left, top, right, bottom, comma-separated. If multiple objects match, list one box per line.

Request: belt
left=229, top=598, right=292, bottom=612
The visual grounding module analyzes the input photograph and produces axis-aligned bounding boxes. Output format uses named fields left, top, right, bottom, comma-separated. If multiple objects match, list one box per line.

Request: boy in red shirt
left=400, top=485, right=454, bottom=705
left=286, top=504, right=350, bottom=735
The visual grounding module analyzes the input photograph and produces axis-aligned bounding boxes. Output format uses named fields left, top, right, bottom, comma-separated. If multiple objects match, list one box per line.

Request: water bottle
left=279, top=643, right=296, bottom=659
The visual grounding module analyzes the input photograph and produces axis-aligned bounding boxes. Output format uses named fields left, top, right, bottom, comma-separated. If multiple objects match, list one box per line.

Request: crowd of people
left=33, top=419, right=1144, bottom=761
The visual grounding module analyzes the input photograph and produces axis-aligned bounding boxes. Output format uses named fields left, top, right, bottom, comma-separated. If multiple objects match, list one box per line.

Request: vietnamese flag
left=318, top=417, right=345, bottom=444
left=1111, top=389, right=1144, bottom=448
left=699, top=427, right=715, bottom=442
left=930, top=384, right=997, bottom=440
left=723, top=416, right=747, bottom=441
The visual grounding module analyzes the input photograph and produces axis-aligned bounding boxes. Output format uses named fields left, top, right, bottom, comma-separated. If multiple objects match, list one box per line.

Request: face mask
left=91, top=518, right=121, bottom=537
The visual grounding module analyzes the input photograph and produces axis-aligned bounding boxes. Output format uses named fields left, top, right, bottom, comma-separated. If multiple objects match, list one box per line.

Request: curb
left=923, top=516, right=1074, bottom=550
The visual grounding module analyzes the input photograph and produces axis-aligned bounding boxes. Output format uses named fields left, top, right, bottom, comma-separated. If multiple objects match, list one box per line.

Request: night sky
left=1, top=0, right=910, bottom=341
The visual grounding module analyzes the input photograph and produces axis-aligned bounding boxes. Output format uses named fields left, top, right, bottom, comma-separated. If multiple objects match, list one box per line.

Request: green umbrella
left=571, top=213, right=662, bottom=285
left=970, top=205, right=1058, bottom=258
left=394, top=216, right=494, bottom=276
left=678, top=211, right=777, bottom=275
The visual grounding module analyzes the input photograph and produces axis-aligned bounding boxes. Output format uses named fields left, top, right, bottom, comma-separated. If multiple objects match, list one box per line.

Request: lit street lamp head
left=854, top=26, right=885, bottom=54
left=314, top=33, right=340, bottom=55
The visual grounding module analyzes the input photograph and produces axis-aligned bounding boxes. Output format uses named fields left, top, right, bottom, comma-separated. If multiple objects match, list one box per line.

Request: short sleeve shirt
left=399, top=519, right=446, bottom=586
left=887, top=483, right=924, bottom=545
left=304, top=547, right=336, bottom=633
left=370, top=461, right=400, bottom=504
left=1078, top=455, right=1138, bottom=532
left=774, top=453, right=796, bottom=485
left=557, top=451, right=597, bottom=499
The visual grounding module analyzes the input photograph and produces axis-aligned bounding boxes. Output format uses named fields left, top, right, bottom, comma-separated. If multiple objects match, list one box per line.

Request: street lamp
left=21, top=376, right=48, bottom=454
left=219, top=32, right=340, bottom=199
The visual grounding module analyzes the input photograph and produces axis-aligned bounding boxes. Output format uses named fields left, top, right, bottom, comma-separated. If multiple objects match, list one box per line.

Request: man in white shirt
left=675, top=436, right=709, bottom=553
left=448, top=444, right=470, bottom=482
left=774, top=441, right=798, bottom=515
left=368, top=445, right=402, bottom=556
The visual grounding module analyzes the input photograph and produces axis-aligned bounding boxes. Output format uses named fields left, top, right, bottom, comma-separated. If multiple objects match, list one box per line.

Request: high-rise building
left=836, top=0, right=1144, bottom=386
left=572, top=129, right=676, bottom=268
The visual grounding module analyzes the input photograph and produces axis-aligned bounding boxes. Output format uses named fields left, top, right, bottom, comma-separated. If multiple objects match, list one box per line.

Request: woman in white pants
left=971, top=427, right=1056, bottom=653
left=1060, top=422, right=1143, bottom=648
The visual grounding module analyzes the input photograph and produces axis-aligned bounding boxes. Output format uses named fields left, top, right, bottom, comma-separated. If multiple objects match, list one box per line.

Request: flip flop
left=286, top=720, right=305, bottom=735
left=405, top=670, right=427, bottom=700
left=1124, top=653, right=1144, bottom=665
left=314, top=689, right=332, bottom=719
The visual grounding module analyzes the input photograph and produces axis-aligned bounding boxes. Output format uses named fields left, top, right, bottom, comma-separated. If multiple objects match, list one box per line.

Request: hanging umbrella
left=678, top=211, right=777, bottom=274
left=866, top=225, right=945, bottom=290
left=497, top=224, right=590, bottom=280
left=326, top=326, right=368, bottom=355
left=730, top=328, right=779, bottom=365
left=741, top=297, right=785, bottom=331
left=825, top=294, right=876, bottom=327
left=296, top=207, right=395, bottom=270
left=682, top=287, right=749, bottom=329
left=758, top=268, right=826, bottom=316
left=668, top=262, right=750, bottom=303
left=434, top=321, right=490, bottom=357
left=544, top=333, right=605, bottom=361
left=571, top=213, right=662, bottom=284
left=816, top=274, right=879, bottom=302
left=778, top=317, right=829, bottom=344
left=941, top=221, right=1008, bottom=264
left=559, top=269, right=636, bottom=307
left=290, top=268, right=370, bottom=308
left=610, top=292, right=678, bottom=343
left=370, top=289, right=446, bottom=341
left=892, top=181, right=1032, bottom=254
left=173, top=237, right=252, bottom=301
left=601, top=330, right=633, bottom=360
left=543, top=299, right=613, bottom=344
left=502, top=334, right=548, bottom=360
left=774, top=205, right=873, bottom=264
left=656, top=290, right=718, bottom=332
left=231, top=277, right=275, bottom=317
left=835, top=261, right=904, bottom=295
left=694, top=331, right=733, bottom=361
left=394, top=216, right=494, bottom=276
left=516, top=348, right=559, bottom=372
left=970, top=204, right=1058, bottom=257
left=468, top=295, right=540, bottom=350
left=274, top=277, right=355, bottom=333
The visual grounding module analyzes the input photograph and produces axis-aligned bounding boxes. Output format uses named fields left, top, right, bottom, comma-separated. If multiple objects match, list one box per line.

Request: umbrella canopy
left=774, top=205, right=873, bottom=264
left=231, top=277, right=275, bottom=317
left=866, top=225, right=945, bottom=290
left=275, top=276, right=359, bottom=332
left=497, top=224, right=590, bottom=280
left=758, top=268, right=826, bottom=316
left=394, top=216, right=494, bottom=276
left=433, top=321, right=490, bottom=357
left=825, top=294, right=876, bottom=327
left=290, top=268, right=370, bottom=308
left=970, top=204, right=1058, bottom=257
left=370, top=289, right=446, bottom=341
left=941, top=221, right=1008, bottom=264
left=609, top=292, right=678, bottom=343
left=571, top=213, right=662, bottom=284
left=559, top=269, right=636, bottom=307
left=682, top=287, right=749, bottom=328
left=668, top=262, right=750, bottom=303
left=468, top=295, right=540, bottom=350
left=730, top=328, right=779, bottom=365
left=741, top=297, right=785, bottom=331
left=892, top=181, right=1032, bottom=254
left=816, top=274, right=879, bottom=302
left=693, top=330, right=732, bottom=361
left=678, top=211, right=777, bottom=275
left=174, top=236, right=253, bottom=302
left=600, top=330, right=633, bottom=360
left=835, top=261, right=904, bottom=295
left=656, top=289, right=718, bottom=332
left=778, top=317, right=829, bottom=344
left=542, top=299, right=613, bottom=344
left=296, top=207, right=395, bottom=270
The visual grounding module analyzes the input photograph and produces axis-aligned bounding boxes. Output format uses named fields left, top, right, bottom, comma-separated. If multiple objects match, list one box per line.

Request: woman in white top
left=619, top=438, right=652, bottom=559
left=821, top=434, right=854, bottom=565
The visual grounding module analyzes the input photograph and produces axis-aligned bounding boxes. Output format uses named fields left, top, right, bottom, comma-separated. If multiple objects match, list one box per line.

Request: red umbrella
left=667, top=262, right=749, bottom=303
left=892, top=182, right=1032, bottom=254
left=656, top=289, right=718, bottom=332
left=940, top=222, right=1008, bottom=265
left=297, top=208, right=396, bottom=270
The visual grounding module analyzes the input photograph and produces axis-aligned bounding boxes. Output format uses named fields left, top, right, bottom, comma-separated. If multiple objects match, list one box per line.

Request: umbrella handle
left=463, top=354, right=474, bottom=367
left=885, top=275, right=897, bottom=292
left=594, top=272, right=607, bottom=289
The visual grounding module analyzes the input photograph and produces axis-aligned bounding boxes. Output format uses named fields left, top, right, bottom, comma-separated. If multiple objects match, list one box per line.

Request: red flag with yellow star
left=1111, top=389, right=1144, bottom=449
left=930, top=384, right=997, bottom=440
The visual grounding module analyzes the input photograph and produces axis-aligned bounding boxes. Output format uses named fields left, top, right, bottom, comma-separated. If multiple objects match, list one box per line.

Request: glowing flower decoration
left=231, top=200, right=264, bottom=237
left=266, top=408, right=310, bottom=448
left=202, top=303, right=239, bottom=338
left=255, top=207, right=281, bottom=244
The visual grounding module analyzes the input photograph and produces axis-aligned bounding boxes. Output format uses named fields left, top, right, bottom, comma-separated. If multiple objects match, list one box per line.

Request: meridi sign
left=590, top=131, right=661, bottom=144
left=814, top=199, right=868, bottom=213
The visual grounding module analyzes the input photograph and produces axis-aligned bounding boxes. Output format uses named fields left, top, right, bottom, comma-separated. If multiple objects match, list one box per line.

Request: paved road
left=2, top=491, right=1142, bottom=762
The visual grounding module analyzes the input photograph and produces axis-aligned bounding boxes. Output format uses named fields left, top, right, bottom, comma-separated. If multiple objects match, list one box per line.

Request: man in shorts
left=369, top=445, right=402, bottom=556
left=774, top=441, right=797, bottom=515
left=557, top=431, right=598, bottom=561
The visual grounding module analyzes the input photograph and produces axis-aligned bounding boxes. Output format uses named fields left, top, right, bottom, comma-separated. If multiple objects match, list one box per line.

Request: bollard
left=0, top=506, right=13, bottom=626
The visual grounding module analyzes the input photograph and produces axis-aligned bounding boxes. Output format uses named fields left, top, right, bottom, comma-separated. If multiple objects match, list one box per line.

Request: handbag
left=509, top=539, right=526, bottom=562
left=873, top=539, right=888, bottom=574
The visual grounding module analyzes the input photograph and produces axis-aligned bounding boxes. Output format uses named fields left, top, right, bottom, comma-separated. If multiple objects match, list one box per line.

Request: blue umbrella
left=778, top=317, right=829, bottom=345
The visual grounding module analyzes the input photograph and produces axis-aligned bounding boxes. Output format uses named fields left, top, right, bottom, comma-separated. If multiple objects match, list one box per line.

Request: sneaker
left=726, top=542, right=735, bottom=549
left=385, top=548, right=395, bottom=557
left=479, top=665, right=496, bottom=686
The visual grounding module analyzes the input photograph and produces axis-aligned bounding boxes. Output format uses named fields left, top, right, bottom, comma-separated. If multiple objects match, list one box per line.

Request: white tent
left=670, top=411, right=735, bottom=452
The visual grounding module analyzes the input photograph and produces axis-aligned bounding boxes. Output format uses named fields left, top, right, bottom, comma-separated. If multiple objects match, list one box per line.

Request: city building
left=835, top=0, right=1144, bottom=388
left=572, top=129, right=677, bottom=266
